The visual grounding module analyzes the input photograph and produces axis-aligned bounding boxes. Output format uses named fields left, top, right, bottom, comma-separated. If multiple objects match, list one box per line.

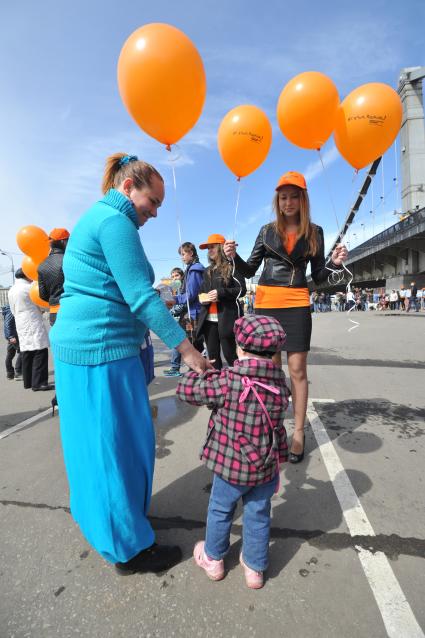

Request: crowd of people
left=309, top=281, right=424, bottom=313
left=4, top=150, right=421, bottom=589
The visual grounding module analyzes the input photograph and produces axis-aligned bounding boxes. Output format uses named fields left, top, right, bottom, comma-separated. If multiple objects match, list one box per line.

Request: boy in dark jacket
left=177, top=314, right=290, bottom=589
left=2, top=304, right=22, bottom=380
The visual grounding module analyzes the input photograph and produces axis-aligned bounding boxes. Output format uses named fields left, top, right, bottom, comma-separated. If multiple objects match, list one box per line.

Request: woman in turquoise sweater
left=50, top=153, right=210, bottom=575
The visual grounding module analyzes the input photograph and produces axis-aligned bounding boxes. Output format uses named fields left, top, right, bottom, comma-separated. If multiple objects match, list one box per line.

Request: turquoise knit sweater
left=50, top=189, right=186, bottom=365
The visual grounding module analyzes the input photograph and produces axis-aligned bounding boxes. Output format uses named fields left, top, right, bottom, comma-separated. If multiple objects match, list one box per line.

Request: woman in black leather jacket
left=197, top=234, right=246, bottom=369
left=224, top=171, right=348, bottom=463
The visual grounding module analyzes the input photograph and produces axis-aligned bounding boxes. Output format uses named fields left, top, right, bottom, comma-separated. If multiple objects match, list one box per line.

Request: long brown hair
left=208, top=244, right=232, bottom=284
left=272, top=187, right=319, bottom=256
left=101, top=153, right=164, bottom=195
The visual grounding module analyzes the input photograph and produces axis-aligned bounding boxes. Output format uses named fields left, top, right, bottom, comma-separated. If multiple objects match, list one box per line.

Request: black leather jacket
left=196, top=266, right=246, bottom=338
left=234, top=223, right=336, bottom=287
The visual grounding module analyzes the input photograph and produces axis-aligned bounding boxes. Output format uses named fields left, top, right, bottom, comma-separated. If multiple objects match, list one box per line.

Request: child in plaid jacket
left=177, top=314, right=290, bottom=588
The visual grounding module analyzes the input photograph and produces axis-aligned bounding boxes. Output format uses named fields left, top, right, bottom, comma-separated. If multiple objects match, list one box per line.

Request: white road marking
left=0, top=408, right=52, bottom=441
left=307, top=401, right=424, bottom=638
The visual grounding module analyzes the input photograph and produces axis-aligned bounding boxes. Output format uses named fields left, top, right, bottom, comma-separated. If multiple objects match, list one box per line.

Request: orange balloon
left=277, top=72, right=339, bottom=150
left=16, top=226, right=49, bottom=263
left=21, top=256, right=38, bottom=281
left=334, top=83, right=402, bottom=170
left=29, top=282, right=49, bottom=308
left=117, top=23, right=206, bottom=146
left=218, top=105, right=272, bottom=179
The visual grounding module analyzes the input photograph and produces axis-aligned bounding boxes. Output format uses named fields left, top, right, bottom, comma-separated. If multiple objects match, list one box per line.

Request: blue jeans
left=204, top=473, right=278, bottom=572
left=170, top=348, right=181, bottom=371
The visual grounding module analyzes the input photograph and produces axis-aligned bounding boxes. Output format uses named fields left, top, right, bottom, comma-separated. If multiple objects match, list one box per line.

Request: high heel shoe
left=51, top=395, right=58, bottom=417
left=289, top=433, right=305, bottom=464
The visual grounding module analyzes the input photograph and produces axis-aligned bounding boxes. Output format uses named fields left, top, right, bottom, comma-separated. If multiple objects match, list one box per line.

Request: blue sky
left=1, top=0, right=424, bottom=286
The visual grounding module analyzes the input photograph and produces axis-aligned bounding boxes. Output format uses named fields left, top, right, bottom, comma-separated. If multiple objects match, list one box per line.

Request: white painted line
left=0, top=408, right=52, bottom=441
left=307, top=402, right=424, bottom=638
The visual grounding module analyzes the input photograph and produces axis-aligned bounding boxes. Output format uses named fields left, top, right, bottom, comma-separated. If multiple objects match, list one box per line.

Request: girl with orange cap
left=197, top=234, right=246, bottom=369
left=224, top=171, right=348, bottom=462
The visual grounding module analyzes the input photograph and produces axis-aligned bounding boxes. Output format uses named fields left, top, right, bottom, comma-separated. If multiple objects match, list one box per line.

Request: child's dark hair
left=171, top=267, right=184, bottom=278
left=178, top=242, right=199, bottom=262
left=50, top=239, right=68, bottom=251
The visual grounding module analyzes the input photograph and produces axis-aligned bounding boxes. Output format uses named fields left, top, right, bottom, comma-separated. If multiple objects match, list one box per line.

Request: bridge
left=342, top=205, right=425, bottom=290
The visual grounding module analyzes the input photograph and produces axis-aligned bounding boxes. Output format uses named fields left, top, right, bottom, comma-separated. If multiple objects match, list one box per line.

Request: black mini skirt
left=254, top=306, right=312, bottom=352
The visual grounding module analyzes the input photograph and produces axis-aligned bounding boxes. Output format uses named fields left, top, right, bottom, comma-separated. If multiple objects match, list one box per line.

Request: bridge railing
left=346, top=207, right=425, bottom=262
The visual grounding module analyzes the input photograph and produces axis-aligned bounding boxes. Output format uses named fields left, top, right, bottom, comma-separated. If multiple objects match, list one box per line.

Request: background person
left=2, top=304, right=22, bottom=381
left=197, top=233, right=246, bottom=369
left=407, top=281, right=418, bottom=312
left=389, top=289, right=398, bottom=311
left=223, top=171, right=347, bottom=464
left=8, top=269, right=52, bottom=391
left=404, top=286, right=411, bottom=310
left=37, top=228, right=70, bottom=326
left=50, top=153, right=211, bottom=575
left=173, top=242, right=205, bottom=353
left=163, top=267, right=186, bottom=377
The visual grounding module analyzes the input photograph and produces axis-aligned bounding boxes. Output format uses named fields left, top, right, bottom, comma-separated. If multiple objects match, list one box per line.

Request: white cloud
left=303, top=145, right=340, bottom=182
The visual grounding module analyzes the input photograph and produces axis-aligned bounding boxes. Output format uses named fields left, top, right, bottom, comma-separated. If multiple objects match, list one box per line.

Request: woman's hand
left=165, top=300, right=175, bottom=309
left=177, top=339, right=214, bottom=374
left=207, top=289, right=218, bottom=302
left=331, top=243, right=348, bottom=266
left=223, top=240, right=237, bottom=260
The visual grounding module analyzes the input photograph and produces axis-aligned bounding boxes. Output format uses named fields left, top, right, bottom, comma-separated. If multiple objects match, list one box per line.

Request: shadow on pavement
left=0, top=409, right=53, bottom=433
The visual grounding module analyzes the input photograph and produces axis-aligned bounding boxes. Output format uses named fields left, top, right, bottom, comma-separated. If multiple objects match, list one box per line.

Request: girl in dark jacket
left=197, top=234, right=246, bottom=369
left=224, top=172, right=348, bottom=463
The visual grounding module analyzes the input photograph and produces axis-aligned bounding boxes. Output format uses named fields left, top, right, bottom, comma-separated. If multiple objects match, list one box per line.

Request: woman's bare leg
left=287, top=351, right=308, bottom=454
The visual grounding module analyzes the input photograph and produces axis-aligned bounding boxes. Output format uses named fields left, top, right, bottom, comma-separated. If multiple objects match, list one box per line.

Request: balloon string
left=233, top=178, right=242, bottom=240
left=318, top=152, right=360, bottom=333
left=317, top=149, right=341, bottom=235
left=171, top=164, right=183, bottom=249
left=171, top=163, right=191, bottom=326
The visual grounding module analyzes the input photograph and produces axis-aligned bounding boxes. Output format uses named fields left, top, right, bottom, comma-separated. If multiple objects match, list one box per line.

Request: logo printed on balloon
left=231, top=130, right=264, bottom=144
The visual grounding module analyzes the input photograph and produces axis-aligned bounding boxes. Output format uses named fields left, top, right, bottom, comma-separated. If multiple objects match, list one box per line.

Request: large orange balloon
left=218, top=105, right=272, bottom=179
left=29, top=282, right=49, bottom=308
left=277, top=72, right=339, bottom=150
left=16, top=226, right=49, bottom=263
left=334, top=83, right=402, bottom=170
left=21, top=256, right=38, bottom=281
left=117, top=23, right=206, bottom=146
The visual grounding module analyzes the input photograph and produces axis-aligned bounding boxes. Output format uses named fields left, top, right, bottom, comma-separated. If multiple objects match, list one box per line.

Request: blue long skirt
left=55, top=355, right=155, bottom=563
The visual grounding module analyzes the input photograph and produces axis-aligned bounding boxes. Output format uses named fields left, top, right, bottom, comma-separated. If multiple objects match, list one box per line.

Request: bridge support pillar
left=399, top=67, right=425, bottom=215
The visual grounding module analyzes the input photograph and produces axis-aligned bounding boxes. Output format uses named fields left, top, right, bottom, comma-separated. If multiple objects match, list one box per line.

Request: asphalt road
left=0, top=311, right=424, bottom=638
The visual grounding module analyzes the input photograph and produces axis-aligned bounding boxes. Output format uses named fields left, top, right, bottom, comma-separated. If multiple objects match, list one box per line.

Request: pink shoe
left=240, top=554, right=264, bottom=589
left=193, top=541, right=224, bottom=581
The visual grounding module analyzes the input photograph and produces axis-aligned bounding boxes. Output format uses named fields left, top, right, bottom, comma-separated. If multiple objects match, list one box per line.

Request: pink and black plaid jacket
left=176, top=358, right=290, bottom=486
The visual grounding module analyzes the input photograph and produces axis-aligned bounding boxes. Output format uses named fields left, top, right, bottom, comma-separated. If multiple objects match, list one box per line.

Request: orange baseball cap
left=199, top=233, right=226, bottom=249
left=49, top=228, right=70, bottom=241
left=276, top=171, right=307, bottom=191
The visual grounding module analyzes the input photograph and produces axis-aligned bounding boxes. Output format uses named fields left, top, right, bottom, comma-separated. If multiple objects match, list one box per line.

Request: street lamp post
left=0, top=249, right=15, bottom=285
